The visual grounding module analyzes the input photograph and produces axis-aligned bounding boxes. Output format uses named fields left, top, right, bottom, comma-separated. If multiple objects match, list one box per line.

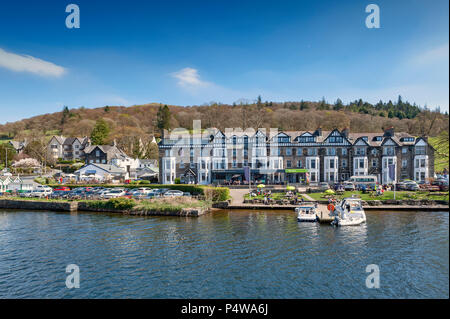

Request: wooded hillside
left=1, top=97, right=448, bottom=144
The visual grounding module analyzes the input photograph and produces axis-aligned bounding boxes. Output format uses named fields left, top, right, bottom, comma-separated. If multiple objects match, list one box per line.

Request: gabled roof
left=76, top=163, right=126, bottom=174
left=353, top=136, right=370, bottom=146
left=381, top=136, right=400, bottom=146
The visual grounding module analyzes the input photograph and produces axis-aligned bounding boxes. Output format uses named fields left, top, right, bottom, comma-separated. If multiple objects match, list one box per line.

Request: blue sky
left=0, top=0, right=448, bottom=123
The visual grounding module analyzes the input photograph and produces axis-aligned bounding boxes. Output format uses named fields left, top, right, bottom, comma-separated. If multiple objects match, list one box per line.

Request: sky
left=0, top=0, right=448, bottom=123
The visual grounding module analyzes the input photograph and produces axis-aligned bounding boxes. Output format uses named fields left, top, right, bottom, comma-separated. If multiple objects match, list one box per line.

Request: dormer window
left=328, top=136, right=343, bottom=143
left=400, top=137, right=415, bottom=142
left=277, top=136, right=290, bottom=143
left=373, top=136, right=383, bottom=142
left=297, top=136, right=315, bottom=143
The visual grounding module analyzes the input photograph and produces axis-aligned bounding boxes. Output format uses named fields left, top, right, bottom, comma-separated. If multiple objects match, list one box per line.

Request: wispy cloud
left=171, top=67, right=210, bottom=88
left=409, top=43, right=449, bottom=66
left=0, top=48, right=66, bottom=77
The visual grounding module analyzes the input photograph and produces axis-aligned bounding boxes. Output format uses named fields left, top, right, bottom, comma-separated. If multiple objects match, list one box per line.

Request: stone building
left=158, top=127, right=434, bottom=185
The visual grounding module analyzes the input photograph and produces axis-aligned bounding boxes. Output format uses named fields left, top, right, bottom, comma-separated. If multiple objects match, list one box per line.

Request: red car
left=54, top=187, right=71, bottom=191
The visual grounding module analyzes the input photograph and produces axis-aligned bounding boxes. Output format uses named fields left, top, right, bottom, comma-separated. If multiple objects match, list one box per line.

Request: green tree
left=0, top=143, right=16, bottom=169
left=317, top=97, right=329, bottom=110
left=90, top=119, right=110, bottom=145
left=299, top=100, right=309, bottom=110
left=157, top=105, right=171, bottom=132
left=333, top=98, right=344, bottom=111
left=104, top=105, right=110, bottom=113
left=61, top=106, right=70, bottom=125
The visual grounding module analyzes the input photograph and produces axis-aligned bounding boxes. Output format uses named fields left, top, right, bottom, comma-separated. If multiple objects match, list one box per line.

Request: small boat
left=330, top=197, right=366, bottom=226
left=295, top=203, right=318, bottom=222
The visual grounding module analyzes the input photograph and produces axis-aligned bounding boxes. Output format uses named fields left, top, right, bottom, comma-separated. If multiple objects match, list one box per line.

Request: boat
left=295, top=203, right=318, bottom=222
left=330, top=197, right=366, bottom=226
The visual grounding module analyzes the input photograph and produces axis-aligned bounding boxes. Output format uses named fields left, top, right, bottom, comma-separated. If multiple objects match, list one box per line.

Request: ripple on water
left=0, top=209, right=448, bottom=298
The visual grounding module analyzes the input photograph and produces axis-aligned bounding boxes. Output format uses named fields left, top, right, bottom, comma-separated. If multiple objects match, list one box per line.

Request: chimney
left=314, top=127, right=322, bottom=137
left=342, top=127, right=349, bottom=138
left=112, top=139, right=117, bottom=147
left=383, top=126, right=395, bottom=137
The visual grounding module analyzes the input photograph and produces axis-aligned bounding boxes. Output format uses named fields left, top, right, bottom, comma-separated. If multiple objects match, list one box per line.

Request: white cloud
left=171, top=67, right=210, bottom=88
left=409, top=43, right=449, bottom=66
left=0, top=48, right=66, bottom=77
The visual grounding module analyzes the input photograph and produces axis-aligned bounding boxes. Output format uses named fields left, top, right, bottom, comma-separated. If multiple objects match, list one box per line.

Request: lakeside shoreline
left=0, top=198, right=447, bottom=215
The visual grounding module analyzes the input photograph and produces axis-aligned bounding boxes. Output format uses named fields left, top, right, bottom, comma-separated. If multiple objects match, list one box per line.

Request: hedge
left=45, top=184, right=230, bottom=201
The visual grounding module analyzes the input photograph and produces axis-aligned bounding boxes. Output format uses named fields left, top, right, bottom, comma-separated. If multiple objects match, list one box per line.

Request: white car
left=32, top=188, right=53, bottom=198
left=101, top=190, right=126, bottom=199
left=163, top=190, right=184, bottom=197
left=135, top=187, right=152, bottom=194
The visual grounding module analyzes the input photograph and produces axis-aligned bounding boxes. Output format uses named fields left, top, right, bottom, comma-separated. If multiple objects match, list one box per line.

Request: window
left=310, top=159, right=316, bottom=169
left=297, top=160, right=302, bottom=168
left=328, top=136, right=343, bottom=143
left=415, top=159, right=426, bottom=168
left=383, top=147, right=395, bottom=156
left=402, top=147, right=408, bottom=154
left=415, top=146, right=426, bottom=155
left=372, top=159, right=378, bottom=167
left=342, top=159, right=347, bottom=168
left=297, top=148, right=303, bottom=156
left=244, top=149, right=248, bottom=157
left=232, top=160, right=237, bottom=167
left=233, top=149, right=237, bottom=157
left=371, top=149, right=378, bottom=156
left=286, top=148, right=292, bottom=156
left=307, top=148, right=317, bottom=156
left=278, top=136, right=290, bottom=143
left=244, top=160, right=248, bottom=167
left=329, top=159, right=335, bottom=169
left=342, top=148, right=347, bottom=156
left=96, top=150, right=100, bottom=157
left=298, top=136, right=315, bottom=143
left=286, top=160, right=292, bottom=168
left=358, top=159, right=365, bottom=169
left=232, top=136, right=237, bottom=144
left=310, top=172, right=317, bottom=182
left=355, top=147, right=365, bottom=156
left=179, top=160, right=184, bottom=168
left=402, top=159, right=407, bottom=168
left=327, top=148, right=336, bottom=156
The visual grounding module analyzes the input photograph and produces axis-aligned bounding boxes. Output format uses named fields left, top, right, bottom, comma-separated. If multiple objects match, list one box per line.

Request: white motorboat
left=331, top=197, right=366, bottom=226
left=295, top=203, right=318, bottom=222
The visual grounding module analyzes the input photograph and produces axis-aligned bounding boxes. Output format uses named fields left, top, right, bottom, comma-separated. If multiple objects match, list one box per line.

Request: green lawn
left=244, top=192, right=293, bottom=201
left=429, top=135, right=449, bottom=173
left=306, top=190, right=449, bottom=201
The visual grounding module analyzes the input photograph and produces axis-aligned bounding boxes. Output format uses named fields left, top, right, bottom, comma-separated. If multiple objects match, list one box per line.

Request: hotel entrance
left=285, top=169, right=309, bottom=185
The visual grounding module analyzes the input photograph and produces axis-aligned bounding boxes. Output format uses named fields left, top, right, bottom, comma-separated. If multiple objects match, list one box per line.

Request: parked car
left=163, top=190, right=184, bottom=197
left=54, top=186, right=71, bottom=191
left=101, top=189, right=127, bottom=199
left=405, top=183, right=420, bottom=191
left=343, top=182, right=355, bottom=191
left=32, top=188, right=53, bottom=198
left=432, top=180, right=449, bottom=191
left=19, top=190, right=33, bottom=198
left=183, top=192, right=191, bottom=197
left=318, top=182, right=330, bottom=191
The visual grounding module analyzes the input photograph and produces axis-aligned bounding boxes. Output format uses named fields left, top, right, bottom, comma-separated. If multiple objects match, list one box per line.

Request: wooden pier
left=316, top=204, right=334, bottom=223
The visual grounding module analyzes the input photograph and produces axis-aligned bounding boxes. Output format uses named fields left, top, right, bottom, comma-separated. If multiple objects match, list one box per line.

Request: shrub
left=174, top=178, right=181, bottom=184
left=86, top=198, right=136, bottom=210
left=203, top=187, right=230, bottom=202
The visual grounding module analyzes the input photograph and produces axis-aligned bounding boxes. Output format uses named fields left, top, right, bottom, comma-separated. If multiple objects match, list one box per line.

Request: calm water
left=0, top=209, right=448, bottom=299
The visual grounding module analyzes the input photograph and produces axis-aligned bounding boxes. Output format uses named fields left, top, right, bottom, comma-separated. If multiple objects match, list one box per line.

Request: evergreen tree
left=299, top=100, right=309, bottom=110
left=157, top=105, right=171, bottom=131
left=333, top=98, right=344, bottom=111
left=104, top=105, right=110, bottom=113
left=61, top=106, right=70, bottom=125
left=90, top=119, right=110, bottom=145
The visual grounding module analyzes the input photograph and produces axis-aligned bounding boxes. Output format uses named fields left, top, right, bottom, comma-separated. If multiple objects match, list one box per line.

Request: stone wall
left=0, top=199, right=78, bottom=212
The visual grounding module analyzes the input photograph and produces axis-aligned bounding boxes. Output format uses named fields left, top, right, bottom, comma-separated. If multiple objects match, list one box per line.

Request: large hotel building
left=158, top=126, right=434, bottom=185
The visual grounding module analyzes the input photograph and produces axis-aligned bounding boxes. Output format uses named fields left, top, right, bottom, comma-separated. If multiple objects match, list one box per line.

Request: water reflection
left=0, top=209, right=447, bottom=299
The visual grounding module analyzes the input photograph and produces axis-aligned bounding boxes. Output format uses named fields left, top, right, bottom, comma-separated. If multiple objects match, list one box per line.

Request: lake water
left=0, top=209, right=448, bottom=298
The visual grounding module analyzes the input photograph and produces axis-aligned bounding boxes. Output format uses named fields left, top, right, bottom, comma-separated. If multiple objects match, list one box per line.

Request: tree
left=256, top=95, right=263, bottom=110
left=333, top=98, right=344, bottom=111
left=0, top=143, right=16, bottom=169
left=90, top=119, right=110, bottom=145
left=299, top=100, right=309, bottom=110
left=157, top=105, right=171, bottom=132
left=317, top=97, right=329, bottom=110
left=104, top=105, right=110, bottom=113
left=61, top=106, right=70, bottom=125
